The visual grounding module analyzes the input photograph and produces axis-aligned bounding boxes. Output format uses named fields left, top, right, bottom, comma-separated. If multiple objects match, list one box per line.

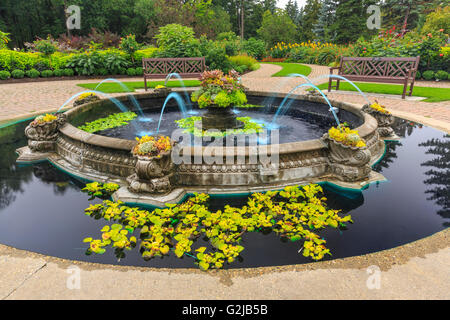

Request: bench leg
left=328, top=78, right=332, bottom=92
left=409, top=81, right=415, bottom=96
left=402, top=81, right=408, bottom=99
left=336, top=80, right=340, bottom=91
left=144, top=77, right=148, bottom=91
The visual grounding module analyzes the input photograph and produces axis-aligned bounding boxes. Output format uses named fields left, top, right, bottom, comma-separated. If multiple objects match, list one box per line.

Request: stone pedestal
left=201, top=106, right=244, bottom=131
left=323, top=134, right=372, bottom=183
left=127, top=151, right=176, bottom=194
left=24, top=114, right=66, bottom=153
left=362, top=104, right=396, bottom=139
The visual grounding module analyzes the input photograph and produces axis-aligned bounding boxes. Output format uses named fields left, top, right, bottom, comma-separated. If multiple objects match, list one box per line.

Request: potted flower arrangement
left=73, top=92, right=100, bottom=107
left=322, top=124, right=371, bottom=182
left=362, top=101, right=395, bottom=138
left=25, top=113, right=66, bottom=152
left=154, top=84, right=171, bottom=95
left=127, top=135, right=175, bottom=194
left=191, top=70, right=247, bottom=130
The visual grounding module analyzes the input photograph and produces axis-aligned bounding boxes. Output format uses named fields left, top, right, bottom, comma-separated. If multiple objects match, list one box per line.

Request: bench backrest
left=339, top=56, right=420, bottom=79
left=142, top=57, right=206, bottom=78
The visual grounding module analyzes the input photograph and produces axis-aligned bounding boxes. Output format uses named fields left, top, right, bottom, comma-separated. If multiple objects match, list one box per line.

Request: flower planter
left=73, top=94, right=101, bottom=107
left=323, top=133, right=372, bottom=182
left=25, top=114, right=66, bottom=153
left=127, top=140, right=176, bottom=194
left=362, top=104, right=395, bottom=138
left=154, top=87, right=172, bottom=96
left=201, top=105, right=244, bottom=131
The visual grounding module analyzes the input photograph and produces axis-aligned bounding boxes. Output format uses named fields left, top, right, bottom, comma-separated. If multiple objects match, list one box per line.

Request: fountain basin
left=17, top=90, right=386, bottom=207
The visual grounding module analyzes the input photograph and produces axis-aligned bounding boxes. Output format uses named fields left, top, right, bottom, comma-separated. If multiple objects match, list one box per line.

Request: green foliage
left=155, top=24, right=201, bottom=58
left=82, top=182, right=120, bottom=200
left=11, top=69, right=24, bottom=79
left=66, top=52, right=104, bottom=76
left=53, top=69, right=64, bottom=77
left=435, top=70, right=448, bottom=81
left=25, top=69, right=40, bottom=78
left=423, top=70, right=435, bottom=80
left=421, top=6, right=450, bottom=35
left=33, top=38, right=57, bottom=56
left=176, top=116, right=264, bottom=138
left=119, top=34, right=140, bottom=61
left=40, top=70, right=53, bottom=78
left=242, top=37, right=267, bottom=60
left=63, top=68, right=74, bottom=77
left=0, top=70, right=11, bottom=80
left=103, top=52, right=130, bottom=74
left=257, top=9, right=298, bottom=47
left=228, top=55, right=259, bottom=72
left=0, top=31, right=10, bottom=49
left=83, top=184, right=353, bottom=269
left=126, top=68, right=137, bottom=76
left=78, top=111, right=138, bottom=133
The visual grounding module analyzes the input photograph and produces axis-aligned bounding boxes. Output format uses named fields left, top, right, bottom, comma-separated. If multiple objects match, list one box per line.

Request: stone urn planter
left=154, top=87, right=172, bottom=96
left=73, top=94, right=100, bottom=107
left=25, top=113, right=66, bottom=153
left=127, top=137, right=176, bottom=194
left=322, top=133, right=372, bottom=182
left=201, top=105, right=244, bottom=131
left=362, top=104, right=395, bottom=138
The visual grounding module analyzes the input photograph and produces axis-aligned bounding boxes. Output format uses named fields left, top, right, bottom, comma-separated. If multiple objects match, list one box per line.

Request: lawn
left=264, top=62, right=312, bottom=77
left=77, top=80, right=201, bottom=93
left=317, top=81, right=450, bottom=103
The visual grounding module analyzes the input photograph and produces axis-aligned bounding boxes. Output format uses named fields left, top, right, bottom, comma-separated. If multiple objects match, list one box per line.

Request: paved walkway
left=0, top=64, right=449, bottom=300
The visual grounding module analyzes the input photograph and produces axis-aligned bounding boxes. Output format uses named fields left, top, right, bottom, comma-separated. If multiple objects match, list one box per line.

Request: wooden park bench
left=142, top=57, right=206, bottom=91
left=328, top=56, right=420, bottom=99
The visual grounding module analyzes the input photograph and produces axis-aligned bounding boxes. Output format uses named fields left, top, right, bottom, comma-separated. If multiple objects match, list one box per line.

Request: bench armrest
left=329, top=66, right=340, bottom=74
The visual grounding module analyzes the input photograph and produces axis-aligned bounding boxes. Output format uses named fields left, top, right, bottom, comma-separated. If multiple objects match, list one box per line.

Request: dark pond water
left=0, top=118, right=448, bottom=269
left=74, top=96, right=363, bottom=145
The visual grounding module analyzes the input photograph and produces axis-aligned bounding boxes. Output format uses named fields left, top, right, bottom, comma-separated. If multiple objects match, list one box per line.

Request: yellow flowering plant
left=32, top=113, right=58, bottom=125
left=133, top=135, right=172, bottom=157
left=369, top=101, right=391, bottom=114
left=328, top=125, right=366, bottom=148
left=77, top=92, right=97, bottom=100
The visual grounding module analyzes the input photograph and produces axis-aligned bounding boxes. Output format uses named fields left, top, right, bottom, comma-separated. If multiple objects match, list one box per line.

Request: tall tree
left=298, top=0, right=321, bottom=42
left=313, top=0, right=337, bottom=42
left=257, top=9, right=297, bottom=46
left=285, top=0, right=301, bottom=25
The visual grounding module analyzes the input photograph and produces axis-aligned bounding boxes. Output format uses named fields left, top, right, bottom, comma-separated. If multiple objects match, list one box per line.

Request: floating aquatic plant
left=82, top=182, right=120, bottom=199
left=78, top=111, right=137, bottom=133
left=82, top=184, right=353, bottom=270
left=175, top=116, right=264, bottom=138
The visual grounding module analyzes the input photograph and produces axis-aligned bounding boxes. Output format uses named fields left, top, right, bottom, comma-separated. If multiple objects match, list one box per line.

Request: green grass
left=264, top=62, right=312, bottom=77
left=317, top=81, right=450, bottom=103
left=77, top=80, right=201, bottom=93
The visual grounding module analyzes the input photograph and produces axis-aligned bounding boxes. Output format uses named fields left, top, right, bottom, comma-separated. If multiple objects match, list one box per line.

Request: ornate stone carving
left=127, top=149, right=176, bottom=194
left=25, top=114, right=66, bottom=153
left=323, top=133, right=372, bottom=182
left=154, top=87, right=172, bottom=96
left=362, top=104, right=395, bottom=138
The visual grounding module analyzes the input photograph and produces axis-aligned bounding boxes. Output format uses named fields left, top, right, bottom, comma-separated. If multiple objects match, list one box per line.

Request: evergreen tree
left=285, top=0, right=301, bottom=25
left=313, top=0, right=337, bottom=42
left=298, top=0, right=321, bottom=42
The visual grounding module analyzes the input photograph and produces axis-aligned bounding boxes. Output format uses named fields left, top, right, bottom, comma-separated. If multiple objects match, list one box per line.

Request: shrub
left=228, top=55, right=258, bottom=72
left=118, top=67, right=127, bottom=75
left=11, top=69, right=25, bottom=79
left=421, top=7, right=449, bottom=35
left=34, top=38, right=57, bottom=56
left=103, top=53, right=130, bottom=74
left=415, top=71, right=421, bottom=79
left=126, top=68, right=137, bottom=76
left=134, top=47, right=157, bottom=65
left=242, top=38, right=266, bottom=60
left=422, top=70, right=435, bottom=80
left=53, top=69, right=64, bottom=77
left=216, top=31, right=239, bottom=41
left=0, top=70, right=11, bottom=80
left=135, top=67, right=144, bottom=76
left=435, top=70, right=449, bottom=81
left=97, top=68, right=109, bottom=76
left=66, top=52, right=103, bottom=75
left=119, top=34, right=139, bottom=62
left=63, top=68, right=74, bottom=77
left=40, top=70, right=53, bottom=78
left=26, top=69, right=40, bottom=78
left=154, top=24, right=201, bottom=58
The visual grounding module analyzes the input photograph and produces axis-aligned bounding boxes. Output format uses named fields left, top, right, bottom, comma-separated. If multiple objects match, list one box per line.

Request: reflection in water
left=420, top=134, right=450, bottom=226
left=0, top=123, right=33, bottom=209
left=33, top=162, right=76, bottom=196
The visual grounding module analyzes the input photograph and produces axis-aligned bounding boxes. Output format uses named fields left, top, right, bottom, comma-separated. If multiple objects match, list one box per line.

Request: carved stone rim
left=60, top=90, right=378, bottom=156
